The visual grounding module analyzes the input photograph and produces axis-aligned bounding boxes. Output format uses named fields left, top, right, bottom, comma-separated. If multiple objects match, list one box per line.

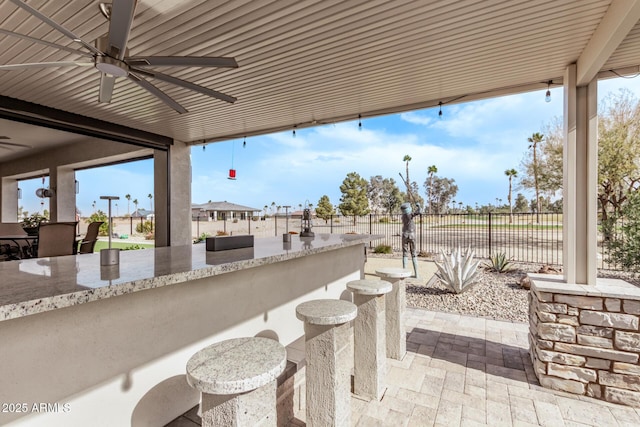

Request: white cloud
left=400, top=111, right=433, bottom=126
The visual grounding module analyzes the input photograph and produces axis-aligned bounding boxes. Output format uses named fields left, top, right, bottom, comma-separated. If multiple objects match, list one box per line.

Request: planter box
left=206, top=235, right=254, bottom=251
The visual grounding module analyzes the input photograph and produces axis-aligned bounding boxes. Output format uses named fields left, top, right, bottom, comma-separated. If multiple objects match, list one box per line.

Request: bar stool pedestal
left=186, top=337, right=287, bottom=427
left=347, top=279, right=393, bottom=400
left=375, top=267, right=412, bottom=360
left=296, top=299, right=357, bottom=427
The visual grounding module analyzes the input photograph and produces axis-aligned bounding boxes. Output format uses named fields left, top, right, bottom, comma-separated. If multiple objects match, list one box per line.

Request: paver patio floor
left=168, top=307, right=640, bottom=426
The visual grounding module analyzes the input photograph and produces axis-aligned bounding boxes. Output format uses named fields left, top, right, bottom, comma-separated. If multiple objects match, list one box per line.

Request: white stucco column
left=50, top=166, right=76, bottom=222
left=0, top=177, right=19, bottom=222
left=154, top=141, right=191, bottom=247
left=563, top=64, right=598, bottom=285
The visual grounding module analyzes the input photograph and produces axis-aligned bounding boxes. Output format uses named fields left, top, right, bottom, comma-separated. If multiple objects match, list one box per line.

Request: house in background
left=131, top=208, right=154, bottom=220
left=192, top=201, right=260, bottom=221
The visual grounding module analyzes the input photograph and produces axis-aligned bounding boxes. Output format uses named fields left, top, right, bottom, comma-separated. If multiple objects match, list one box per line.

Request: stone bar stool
left=375, top=267, right=412, bottom=360
left=296, top=299, right=357, bottom=427
left=186, top=337, right=287, bottom=427
left=346, top=279, right=393, bottom=400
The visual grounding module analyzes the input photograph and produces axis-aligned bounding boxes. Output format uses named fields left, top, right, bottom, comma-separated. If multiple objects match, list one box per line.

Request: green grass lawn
left=92, top=241, right=155, bottom=252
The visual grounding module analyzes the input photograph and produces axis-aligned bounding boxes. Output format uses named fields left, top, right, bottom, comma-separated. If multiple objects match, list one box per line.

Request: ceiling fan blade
left=107, top=0, right=137, bottom=59
left=0, top=141, right=32, bottom=149
left=127, top=56, right=238, bottom=68
left=0, top=61, right=93, bottom=71
left=99, top=74, right=117, bottom=103
left=0, top=29, right=92, bottom=57
left=128, top=73, right=187, bottom=114
left=8, top=0, right=102, bottom=56
left=131, top=68, right=237, bottom=104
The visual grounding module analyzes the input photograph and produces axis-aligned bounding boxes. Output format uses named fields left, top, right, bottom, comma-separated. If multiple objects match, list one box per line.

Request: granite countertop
left=0, top=234, right=380, bottom=322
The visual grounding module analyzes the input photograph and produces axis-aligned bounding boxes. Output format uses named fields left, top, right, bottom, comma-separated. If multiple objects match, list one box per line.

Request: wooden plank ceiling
left=0, top=0, right=638, bottom=144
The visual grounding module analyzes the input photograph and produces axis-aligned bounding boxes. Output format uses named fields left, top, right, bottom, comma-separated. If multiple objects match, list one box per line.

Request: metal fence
left=314, top=212, right=564, bottom=265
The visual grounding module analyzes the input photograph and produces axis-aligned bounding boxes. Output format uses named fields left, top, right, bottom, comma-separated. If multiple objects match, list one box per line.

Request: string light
left=358, top=114, right=362, bottom=131
left=438, top=101, right=443, bottom=117
left=243, top=136, right=246, bottom=148
left=545, top=80, right=552, bottom=103
left=292, top=125, right=297, bottom=138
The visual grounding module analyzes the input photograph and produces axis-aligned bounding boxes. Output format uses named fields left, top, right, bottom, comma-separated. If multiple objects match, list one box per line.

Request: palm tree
left=148, top=193, right=153, bottom=210
left=527, top=132, right=544, bottom=223
left=133, top=199, right=139, bottom=215
left=402, top=155, right=412, bottom=200
left=125, top=194, right=131, bottom=216
left=427, top=165, right=438, bottom=214
left=505, top=168, right=518, bottom=223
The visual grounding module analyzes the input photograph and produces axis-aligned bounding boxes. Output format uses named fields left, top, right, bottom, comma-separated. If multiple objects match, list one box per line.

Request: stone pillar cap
left=375, top=267, right=412, bottom=278
left=347, top=279, right=393, bottom=295
left=296, top=299, right=357, bottom=325
left=186, top=337, right=286, bottom=395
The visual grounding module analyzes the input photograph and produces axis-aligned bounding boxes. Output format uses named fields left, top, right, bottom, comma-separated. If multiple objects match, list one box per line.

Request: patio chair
left=78, top=221, right=103, bottom=254
left=37, top=222, right=78, bottom=258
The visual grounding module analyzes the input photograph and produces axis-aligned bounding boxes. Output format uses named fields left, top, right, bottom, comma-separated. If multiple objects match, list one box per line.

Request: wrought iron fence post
left=488, top=212, right=492, bottom=256
left=330, top=215, right=333, bottom=233
left=419, top=213, right=423, bottom=253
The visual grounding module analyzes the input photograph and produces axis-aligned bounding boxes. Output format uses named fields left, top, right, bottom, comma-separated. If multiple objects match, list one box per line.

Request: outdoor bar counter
left=0, top=233, right=379, bottom=426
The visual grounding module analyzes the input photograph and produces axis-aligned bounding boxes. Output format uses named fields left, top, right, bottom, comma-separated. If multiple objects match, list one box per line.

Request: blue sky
left=17, top=77, right=640, bottom=217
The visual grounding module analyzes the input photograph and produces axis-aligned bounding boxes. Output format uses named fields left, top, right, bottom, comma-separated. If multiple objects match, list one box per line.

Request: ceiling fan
left=1, top=0, right=238, bottom=113
left=0, top=136, right=31, bottom=151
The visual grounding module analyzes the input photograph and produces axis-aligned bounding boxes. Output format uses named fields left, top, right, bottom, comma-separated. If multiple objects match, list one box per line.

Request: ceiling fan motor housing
left=95, top=55, right=129, bottom=77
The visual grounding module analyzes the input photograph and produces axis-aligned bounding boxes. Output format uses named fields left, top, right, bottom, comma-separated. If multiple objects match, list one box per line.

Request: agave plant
left=435, top=247, right=481, bottom=293
left=485, top=252, right=514, bottom=273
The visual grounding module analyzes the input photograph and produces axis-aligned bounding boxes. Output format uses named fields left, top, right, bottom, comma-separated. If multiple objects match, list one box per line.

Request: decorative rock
left=536, top=349, right=585, bottom=366
left=623, top=300, right=640, bottom=315
left=576, top=325, right=613, bottom=339
left=580, top=311, right=639, bottom=330
left=605, top=387, right=640, bottom=406
left=539, top=374, right=586, bottom=394
left=554, top=295, right=603, bottom=310
left=577, top=334, right=613, bottom=349
left=539, top=302, right=568, bottom=314
left=537, top=323, right=576, bottom=343
left=614, top=331, right=640, bottom=352
left=554, top=343, right=639, bottom=364
left=605, top=298, right=621, bottom=312
left=599, top=371, right=640, bottom=392
left=613, top=362, right=640, bottom=376
left=585, top=358, right=611, bottom=370
left=547, top=363, right=596, bottom=383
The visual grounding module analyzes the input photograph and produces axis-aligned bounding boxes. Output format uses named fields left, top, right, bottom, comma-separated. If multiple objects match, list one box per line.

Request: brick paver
left=167, top=307, right=640, bottom=426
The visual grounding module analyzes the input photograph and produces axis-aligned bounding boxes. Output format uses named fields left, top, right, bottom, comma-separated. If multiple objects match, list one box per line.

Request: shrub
left=216, top=230, right=229, bottom=236
left=373, top=244, right=392, bottom=254
left=135, top=220, right=153, bottom=234
left=485, top=252, right=514, bottom=273
left=604, top=190, right=640, bottom=272
left=435, top=247, right=481, bottom=294
left=122, top=244, right=144, bottom=251
left=193, top=232, right=210, bottom=243
left=379, top=217, right=390, bottom=223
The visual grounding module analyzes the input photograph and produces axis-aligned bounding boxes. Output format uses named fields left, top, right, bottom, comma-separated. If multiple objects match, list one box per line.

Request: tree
left=338, top=172, right=370, bottom=224
left=514, top=193, right=529, bottom=213
left=426, top=165, right=438, bottom=214
left=603, top=189, right=640, bottom=271
left=505, top=168, right=518, bottom=223
left=598, top=89, right=640, bottom=221
left=423, top=175, right=458, bottom=214
left=367, top=175, right=385, bottom=214
left=133, top=199, right=139, bottom=214
left=125, top=194, right=131, bottom=216
left=148, top=193, right=153, bottom=210
left=368, top=176, right=404, bottom=215
left=315, top=195, right=335, bottom=223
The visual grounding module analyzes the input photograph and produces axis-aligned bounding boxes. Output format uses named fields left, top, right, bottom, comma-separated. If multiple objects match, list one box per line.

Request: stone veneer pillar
left=376, top=267, right=412, bottom=360
left=296, top=299, right=357, bottom=427
left=347, top=279, right=393, bottom=400
left=529, top=274, right=640, bottom=407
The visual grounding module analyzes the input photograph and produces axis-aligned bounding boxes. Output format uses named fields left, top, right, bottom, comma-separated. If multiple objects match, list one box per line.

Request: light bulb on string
left=545, top=80, right=552, bottom=103
left=358, top=114, right=362, bottom=131
left=243, top=136, right=246, bottom=148
left=292, top=125, right=297, bottom=138
left=438, top=102, right=443, bottom=118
